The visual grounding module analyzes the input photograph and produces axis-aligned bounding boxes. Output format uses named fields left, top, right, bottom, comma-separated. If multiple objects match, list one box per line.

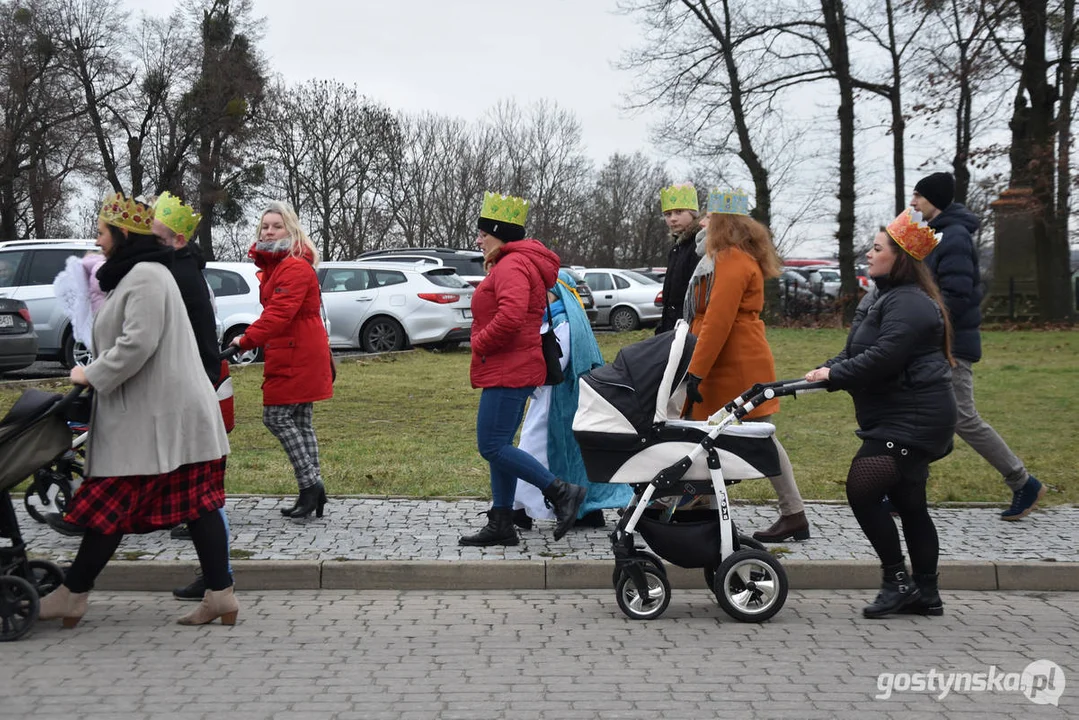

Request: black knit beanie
left=477, top=217, right=526, bottom=242
left=914, top=172, right=955, bottom=212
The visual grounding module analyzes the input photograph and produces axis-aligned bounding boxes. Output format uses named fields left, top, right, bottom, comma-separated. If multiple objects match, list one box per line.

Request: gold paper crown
left=153, top=191, right=202, bottom=238
left=660, top=183, right=698, bottom=212
left=99, top=192, right=154, bottom=235
left=479, top=191, right=529, bottom=227
left=707, top=188, right=750, bottom=215
left=886, top=209, right=941, bottom=261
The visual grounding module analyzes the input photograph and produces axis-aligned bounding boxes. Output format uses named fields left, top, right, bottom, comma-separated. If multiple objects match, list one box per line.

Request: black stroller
left=0, top=386, right=86, bottom=640
left=573, top=322, right=824, bottom=622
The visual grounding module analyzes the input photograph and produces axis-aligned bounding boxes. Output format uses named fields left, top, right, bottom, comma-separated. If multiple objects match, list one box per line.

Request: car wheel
left=59, top=328, right=76, bottom=369
left=223, top=327, right=262, bottom=364
left=362, top=317, right=407, bottom=353
left=609, top=307, right=640, bottom=332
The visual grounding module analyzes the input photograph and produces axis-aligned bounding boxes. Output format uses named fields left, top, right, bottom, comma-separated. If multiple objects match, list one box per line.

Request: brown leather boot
left=177, top=586, right=239, bottom=626
left=752, top=511, right=811, bottom=543
left=38, top=585, right=89, bottom=628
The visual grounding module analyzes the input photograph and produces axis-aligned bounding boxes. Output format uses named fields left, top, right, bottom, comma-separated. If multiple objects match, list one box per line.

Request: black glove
left=685, top=374, right=704, bottom=404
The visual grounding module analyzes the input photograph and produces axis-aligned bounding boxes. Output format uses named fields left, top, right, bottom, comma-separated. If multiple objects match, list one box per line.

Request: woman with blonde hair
left=682, top=189, right=810, bottom=543
left=231, top=202, right=333, bottom=519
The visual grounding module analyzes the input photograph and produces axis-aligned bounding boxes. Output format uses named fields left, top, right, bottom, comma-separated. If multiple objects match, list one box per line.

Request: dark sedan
left=0, top=298, right=38, bottom=372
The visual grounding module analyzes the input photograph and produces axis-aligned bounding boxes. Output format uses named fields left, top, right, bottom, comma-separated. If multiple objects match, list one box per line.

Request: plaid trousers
left=263, top=403, right=322, bottom=490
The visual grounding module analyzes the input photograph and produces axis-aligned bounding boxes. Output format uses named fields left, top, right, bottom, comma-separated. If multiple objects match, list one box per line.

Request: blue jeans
left=219, top=507, right=232, bottom=576
left=477, top=387, right=555, bottom=508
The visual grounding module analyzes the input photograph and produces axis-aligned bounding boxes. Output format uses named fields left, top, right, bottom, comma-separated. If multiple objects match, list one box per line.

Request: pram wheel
left=737, top=534, right=766, bottom=552
left=711, top=549, right=788, bottom=623
left=0, top=575, right=40, bottom=642
left=611, top=551, right=666, bottom=589
left=23, top=476, right=74, bottom=524
left=14, top=560, right=65, bottom=597
left=615, top=567, right=671, bottom=620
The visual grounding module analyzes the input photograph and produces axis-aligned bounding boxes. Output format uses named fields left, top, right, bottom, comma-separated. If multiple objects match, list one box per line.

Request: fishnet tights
left=846, top=454, right=938, bottom=574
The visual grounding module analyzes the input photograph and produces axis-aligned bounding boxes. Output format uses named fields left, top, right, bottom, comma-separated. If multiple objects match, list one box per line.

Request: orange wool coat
left=686, top=247, right=779, bottom=420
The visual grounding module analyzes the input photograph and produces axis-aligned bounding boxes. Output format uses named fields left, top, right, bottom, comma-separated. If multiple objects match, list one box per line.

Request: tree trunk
left=885, top=0, right=906, bottom=215
left=1056, top=0, right=1076, bottom=320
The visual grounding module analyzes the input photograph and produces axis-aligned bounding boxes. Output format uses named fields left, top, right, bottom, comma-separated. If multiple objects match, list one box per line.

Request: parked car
left=807, top=266, right=842, bottom=299
left=0, top=298, right=37, bottom=372
left=0, top=239, right=98, bottom=367
left=203, top=261, right=265, bottom=363
left=317, top=261, right=473, bottom=352
left=559, top=266, right=599, bottom=322
left=357, top=247, right=486, bottom=287
left=581, top=268, right=663, bottom=331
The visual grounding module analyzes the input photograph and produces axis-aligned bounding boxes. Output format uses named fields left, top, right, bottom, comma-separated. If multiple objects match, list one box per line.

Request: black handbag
left=541, top=295, right=564, bottom=386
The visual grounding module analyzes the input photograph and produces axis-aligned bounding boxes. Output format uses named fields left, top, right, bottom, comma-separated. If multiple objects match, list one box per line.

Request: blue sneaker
left=1000, top=476, right=1046, bottom=521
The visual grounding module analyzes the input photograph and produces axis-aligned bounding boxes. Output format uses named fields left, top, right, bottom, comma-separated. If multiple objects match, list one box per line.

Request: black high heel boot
left=279, top=497, right=300, bottom=516
left=863, top=561, right=920, bottom=618
left=288, top=484, right=327, bottom=519
left=541, top=479, right=586, bottom=541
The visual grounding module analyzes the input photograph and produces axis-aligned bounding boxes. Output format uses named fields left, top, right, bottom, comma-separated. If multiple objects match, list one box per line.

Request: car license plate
left=0, top=315, right=13, bottom=327
left=462, top=309, right=472, bottom=319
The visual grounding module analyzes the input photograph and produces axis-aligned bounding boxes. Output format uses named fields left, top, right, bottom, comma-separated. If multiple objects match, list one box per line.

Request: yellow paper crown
left=99, top=192, right=154, bottom=235
left=660, top=183, right=699, bottom=212
left=153, top=191, right=202, bottom=238
left=479, top=191, right=530, bottom=227
left=886, top=209, right=941, bottom=261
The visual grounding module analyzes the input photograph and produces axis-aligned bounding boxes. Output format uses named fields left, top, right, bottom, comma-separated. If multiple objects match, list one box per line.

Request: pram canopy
left=0, top=388, right=82, bottom=491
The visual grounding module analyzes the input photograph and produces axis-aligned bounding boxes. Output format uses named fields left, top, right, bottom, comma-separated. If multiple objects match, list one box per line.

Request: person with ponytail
left=230, top=202, right=333, bottom=520
left=805, top=211, right=957, bottom=619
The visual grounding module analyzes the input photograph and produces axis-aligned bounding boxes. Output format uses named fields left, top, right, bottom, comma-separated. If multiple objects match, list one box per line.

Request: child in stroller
left=573, top=321, right=824, bottom=621
left=0, top=386, right=86, bottom=640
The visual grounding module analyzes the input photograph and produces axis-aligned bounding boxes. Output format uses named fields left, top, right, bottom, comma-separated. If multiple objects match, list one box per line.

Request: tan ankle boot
left=177, top=586, right=238, bottom=626
left=38, top=585, right=89, bottom=628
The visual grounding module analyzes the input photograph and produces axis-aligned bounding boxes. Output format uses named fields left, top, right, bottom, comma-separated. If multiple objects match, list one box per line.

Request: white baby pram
left=573, top=321, right=825, bottom=622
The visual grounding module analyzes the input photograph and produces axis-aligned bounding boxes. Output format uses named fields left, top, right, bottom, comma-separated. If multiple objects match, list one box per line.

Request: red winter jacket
left=240, top=243, right=334, bottom=406
left=470, top=239, right=561, bottom=389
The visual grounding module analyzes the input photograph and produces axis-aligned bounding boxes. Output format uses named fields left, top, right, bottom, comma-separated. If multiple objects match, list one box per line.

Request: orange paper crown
left=99, top=192, right=154, bottom=235
left=886, top=209, right=941, bottom=261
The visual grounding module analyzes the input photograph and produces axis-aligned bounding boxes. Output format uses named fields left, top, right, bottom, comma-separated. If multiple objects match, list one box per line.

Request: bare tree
left=581, top=152, right=670, bottom=266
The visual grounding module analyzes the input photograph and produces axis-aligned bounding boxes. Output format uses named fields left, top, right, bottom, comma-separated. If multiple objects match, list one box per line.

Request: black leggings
left=64, top=509, right=232, bottom=593
left=845, top=439, right=939, bottom=575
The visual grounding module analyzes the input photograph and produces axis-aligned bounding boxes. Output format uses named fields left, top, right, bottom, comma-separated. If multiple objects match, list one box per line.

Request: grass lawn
left=2, top=328, right=1075, bottom=505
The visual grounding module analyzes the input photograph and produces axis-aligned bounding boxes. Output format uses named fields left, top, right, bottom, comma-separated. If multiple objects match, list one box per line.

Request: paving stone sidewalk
left=16, top=497, right=1079, bottom=563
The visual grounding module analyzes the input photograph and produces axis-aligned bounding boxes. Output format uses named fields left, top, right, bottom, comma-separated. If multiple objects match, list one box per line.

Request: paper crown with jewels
left=479, top=191, right=530, bottom=227
left=99, top=192, right=154, bottom=234
left=886, top=209, right=942, bottom=261
left=153, top=191, right=202, bottom=238
left=659, top=183, right=699, bottom=212
left=707, top=188, right=750, bottom=215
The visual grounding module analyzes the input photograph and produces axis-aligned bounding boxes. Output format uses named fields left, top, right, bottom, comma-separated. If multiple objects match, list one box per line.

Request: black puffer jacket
left=824, top=280, right=956, bottom=459
left=170, top=244, right=221, bottom=386
left=655, top=220, right=702, bottom=334
left=923, top=203, right=982, bottom=362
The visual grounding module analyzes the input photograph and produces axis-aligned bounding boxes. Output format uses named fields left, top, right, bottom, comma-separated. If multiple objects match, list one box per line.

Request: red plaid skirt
left=65, top=457, right=227, bottom=535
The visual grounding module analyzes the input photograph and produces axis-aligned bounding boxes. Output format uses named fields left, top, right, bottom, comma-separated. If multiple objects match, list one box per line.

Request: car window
left=613, top=274, right=630, bottom=290
left=203, top=268, right=251, bottom=297
left=27, top=249, right=84, bottom=286
left=425, top=269, right=470, bottom=289
left=369, top=269, right=407, bottom=288
left=443, top=255, right=484, bottom=275
left=366, top=255, right=438, bottom=265
left=0, top=251, right=28, bottom=288
left=322, top=268, right=370, bottom=292
left=619, top=270, right=658, bottom=285
left=584, top=273, right=613, bottom=291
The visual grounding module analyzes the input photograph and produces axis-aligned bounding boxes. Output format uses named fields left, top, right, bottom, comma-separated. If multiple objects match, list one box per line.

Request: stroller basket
left=636, top=508, right=724, bottom=569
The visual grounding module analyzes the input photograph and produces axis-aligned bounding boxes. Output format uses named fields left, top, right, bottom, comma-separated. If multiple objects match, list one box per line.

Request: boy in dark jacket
left=912, top=172, right=1045, bottom=521
left=655, top=183, right=702, bottom=334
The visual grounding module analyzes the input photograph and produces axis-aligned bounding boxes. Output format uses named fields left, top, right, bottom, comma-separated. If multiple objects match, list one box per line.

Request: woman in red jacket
left=459, top=192, right=585, bottom=547
left=231, top=202, right=333, bottom=520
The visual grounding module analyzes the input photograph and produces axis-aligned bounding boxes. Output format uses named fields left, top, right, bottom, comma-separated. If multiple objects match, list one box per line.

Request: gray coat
left=83, top=262, right=229, bottom=477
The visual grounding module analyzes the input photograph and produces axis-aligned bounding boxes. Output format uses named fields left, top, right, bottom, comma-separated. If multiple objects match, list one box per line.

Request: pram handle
left=219, top=345, right=241, bottom=361
left=723, top=379, right=829, bottom=414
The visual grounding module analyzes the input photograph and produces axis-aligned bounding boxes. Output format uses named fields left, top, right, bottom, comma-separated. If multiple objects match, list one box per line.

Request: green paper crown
left=153, top=191, right=202, bottom=237
left=660, top=183, right=699, bottom=212
left=480, top=191, right=530, bottom=227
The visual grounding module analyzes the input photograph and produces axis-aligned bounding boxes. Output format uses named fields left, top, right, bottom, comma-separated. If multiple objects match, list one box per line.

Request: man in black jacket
left=655, top=183, right=702, bottom=334
left=912, top=172, right=1045, bottom=520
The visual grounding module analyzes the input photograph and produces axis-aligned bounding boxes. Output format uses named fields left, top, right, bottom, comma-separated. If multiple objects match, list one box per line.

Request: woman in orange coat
left=683, top=189, right=809, bottom=543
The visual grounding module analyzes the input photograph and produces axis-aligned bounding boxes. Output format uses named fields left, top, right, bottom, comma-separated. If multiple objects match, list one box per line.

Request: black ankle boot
left=512, top=509, right=533, bottom=530
left=279, top=497, right=300, bottom=516
left=542, top=479, right=586, bottom=541
left=863, top=561, right=920, bottom=618
left=287, top=483, right=327, bottom=519
left=459, top=508, right=519, bottom=546
left=899, top=573, right=944, bottom=616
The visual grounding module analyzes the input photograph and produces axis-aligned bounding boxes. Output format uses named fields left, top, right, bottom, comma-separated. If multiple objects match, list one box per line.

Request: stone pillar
left=984, top=188, right=1040, bottom=322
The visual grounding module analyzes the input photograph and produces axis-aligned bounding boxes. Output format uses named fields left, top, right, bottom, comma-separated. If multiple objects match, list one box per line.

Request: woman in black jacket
left=805, top=210, right=957, bottom=619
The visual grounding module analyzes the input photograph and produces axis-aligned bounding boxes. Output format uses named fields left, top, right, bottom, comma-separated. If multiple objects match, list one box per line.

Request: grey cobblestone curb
left=91, top=558, right=1079, bottom=592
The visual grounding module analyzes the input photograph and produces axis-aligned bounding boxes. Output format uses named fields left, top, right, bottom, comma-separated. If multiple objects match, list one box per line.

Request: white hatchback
left=317, top=261, right=473, bottom=352
left=582, top=268, right=664, bottom=332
